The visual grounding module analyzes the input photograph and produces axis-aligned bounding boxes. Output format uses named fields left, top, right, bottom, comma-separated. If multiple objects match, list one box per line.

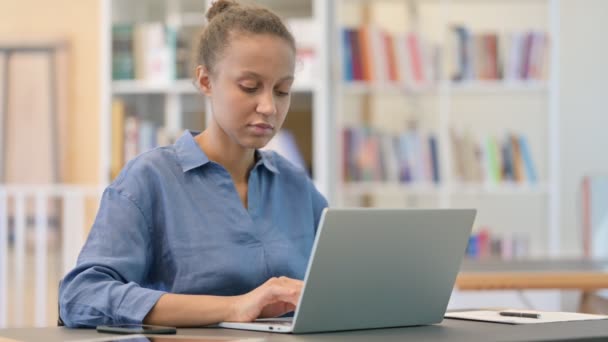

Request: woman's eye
left=275, top=90, right=290, bottom=97
left=239, top=85, right=258, bottom=93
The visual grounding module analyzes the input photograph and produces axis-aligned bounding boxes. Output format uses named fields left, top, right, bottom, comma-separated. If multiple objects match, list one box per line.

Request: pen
left=499, top=311, right=541, bottom=319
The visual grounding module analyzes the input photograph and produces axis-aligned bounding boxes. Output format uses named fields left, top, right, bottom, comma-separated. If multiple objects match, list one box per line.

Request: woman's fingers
left=265, top=277, right=302, bottom=305
left=229, top=276, right=304, bottom=322
left=259, top=301, right=296, bottom=318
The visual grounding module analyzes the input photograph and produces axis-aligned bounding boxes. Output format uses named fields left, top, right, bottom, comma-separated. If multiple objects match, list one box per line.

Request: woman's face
left=199, top=33, right=296, bottom=150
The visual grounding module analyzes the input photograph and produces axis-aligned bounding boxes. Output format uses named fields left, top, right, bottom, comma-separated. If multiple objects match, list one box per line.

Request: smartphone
left=96, top=324, right=177, bottom=335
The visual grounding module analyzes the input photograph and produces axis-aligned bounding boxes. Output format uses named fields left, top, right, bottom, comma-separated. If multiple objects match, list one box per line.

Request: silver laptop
left=218, top=208, right=476, bottom=334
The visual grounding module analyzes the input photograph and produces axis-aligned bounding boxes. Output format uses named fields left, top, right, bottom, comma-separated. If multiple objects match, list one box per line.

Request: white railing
left=0, top=184, right=103, bottom=328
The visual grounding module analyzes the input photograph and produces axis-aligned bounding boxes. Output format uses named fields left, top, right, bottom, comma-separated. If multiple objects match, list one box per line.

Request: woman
left=59, top=0, right=328, bottom=328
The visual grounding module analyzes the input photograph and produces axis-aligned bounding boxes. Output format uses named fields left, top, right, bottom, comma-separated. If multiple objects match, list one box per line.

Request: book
left=451, top=27, right=549, bottom=83
left=341, top=28, right=354, bottom=82
left=340, top=26, right=438, bottom=86
left=581, top=176, right=608, bottom=259
left=407, top=32, right=425, bottom=84
left=112, top=24, right=135, bottom=80
left=485, top=136, right=501, bottom=185
left=428, top=135, right=440, bottom=183
left=342, top=126, right=440, bottom=184
left=358, top=28, right=373, bottom=82
left=133, top=22, right=175, bottom=82
left=449, top=130, right=536, bottom=185
left=123, top=116, right=139, bottom=164
left=348, top=29, right=363, bottom=81
left=510, top=134, right=525, bottom=182
left=518, top=135, right=537, bottom=183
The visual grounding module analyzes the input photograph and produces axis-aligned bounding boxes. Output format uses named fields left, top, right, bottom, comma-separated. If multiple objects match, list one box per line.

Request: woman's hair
left=197, top=0, right=296, bottom=74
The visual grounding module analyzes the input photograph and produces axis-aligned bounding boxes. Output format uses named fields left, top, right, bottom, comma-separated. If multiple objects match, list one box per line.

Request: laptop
left=218, top=208, right=476, bottom=334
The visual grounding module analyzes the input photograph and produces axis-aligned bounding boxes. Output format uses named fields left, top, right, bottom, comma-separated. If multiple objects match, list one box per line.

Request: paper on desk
left=445, top=310, right=608, bottom=325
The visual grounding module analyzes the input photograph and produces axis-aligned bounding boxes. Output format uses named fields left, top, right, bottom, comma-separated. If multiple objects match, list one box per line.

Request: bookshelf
left=100, top=0, right=561, bottom=257
left=330, top=0, right=561, bottom=257
left=100, top=0, right=332, bottom=196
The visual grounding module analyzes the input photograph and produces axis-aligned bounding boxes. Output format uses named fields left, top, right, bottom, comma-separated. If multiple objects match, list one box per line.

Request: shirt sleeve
left=59, top=187, right=166, bottom=328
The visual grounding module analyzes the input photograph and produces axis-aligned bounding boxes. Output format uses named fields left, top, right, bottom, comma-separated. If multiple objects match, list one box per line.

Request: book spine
left=342, top=28, right=354, bottom=82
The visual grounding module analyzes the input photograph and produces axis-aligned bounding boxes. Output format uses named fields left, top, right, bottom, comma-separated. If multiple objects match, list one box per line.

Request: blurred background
left=1, top=0, right=607, bottom=328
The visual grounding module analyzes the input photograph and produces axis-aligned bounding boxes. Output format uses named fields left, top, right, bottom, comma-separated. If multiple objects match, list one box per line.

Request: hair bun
left=206, top=0, right=238, bottom=21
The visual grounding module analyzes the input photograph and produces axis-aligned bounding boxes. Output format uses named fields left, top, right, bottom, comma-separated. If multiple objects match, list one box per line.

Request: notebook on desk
left=445, top=309, right=608, bottom=325
left=218, top=208, right=477, bottom=334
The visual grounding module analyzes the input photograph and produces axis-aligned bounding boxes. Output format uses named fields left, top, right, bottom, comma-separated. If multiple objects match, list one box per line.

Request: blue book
left=398, top=133, right=411, bottom=182
left=518, top=135, right=537, bottom=183
left=429, top=135, right=440, bottom=183
left=342, top=28, right=354, bottom=82
left=502, top=137, right=514, bottom=181
left=466, top=235, right=479, bottom=258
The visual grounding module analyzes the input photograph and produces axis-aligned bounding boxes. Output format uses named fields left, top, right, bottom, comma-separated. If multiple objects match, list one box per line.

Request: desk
left=2, top=319, right=608, bottom=342
left=456, top=259, right=608, bottom=313
left=457, top=259, right=608, bottom=290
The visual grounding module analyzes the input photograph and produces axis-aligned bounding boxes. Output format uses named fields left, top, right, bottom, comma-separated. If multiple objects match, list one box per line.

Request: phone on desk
left=96, top=324, right=177, bottom=335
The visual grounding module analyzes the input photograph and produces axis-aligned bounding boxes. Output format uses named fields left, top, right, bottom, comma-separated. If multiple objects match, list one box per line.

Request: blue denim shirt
left=59, top=130, right=328, bottom=327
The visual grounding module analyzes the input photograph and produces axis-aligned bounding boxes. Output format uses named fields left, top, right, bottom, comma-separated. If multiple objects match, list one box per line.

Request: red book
left=384, top=32, right=398, bottom=82
left=477, top=228, right=491, bottom=259
left=582, top=176, right=591, bottom=258
left=407, top=32, right=424, bottom=83
left=349, top=29, right=363, bottom=81
left=485, top=34, right=499, bottom=79
left=358, top=27, right=373, bottom=82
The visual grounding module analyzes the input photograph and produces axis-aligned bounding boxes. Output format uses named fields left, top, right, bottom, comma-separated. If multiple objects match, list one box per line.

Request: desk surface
left=2, top=319, right=608, bottom=342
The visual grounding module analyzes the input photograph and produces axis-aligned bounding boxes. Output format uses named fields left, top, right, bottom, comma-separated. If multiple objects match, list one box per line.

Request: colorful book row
left=341, top=27, right=439, bottom=86
left=342, top=127, right=440, bottom=184
left=450, top=26, right=549, bottom=82
left=451, top=130, right=538, bottom=184
left=111, top=99, right=177, bottom=179
left=466, top=228, right=530, bottom=260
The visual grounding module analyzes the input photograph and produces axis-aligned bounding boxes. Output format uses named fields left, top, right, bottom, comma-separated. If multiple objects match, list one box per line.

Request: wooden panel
left=54, top=48, right=68, bottom=183
left=0, top=53, right=5, bottom=177
left=4, top=52, right=55, bottom=183
left=456, top=272, right=608, bottom=291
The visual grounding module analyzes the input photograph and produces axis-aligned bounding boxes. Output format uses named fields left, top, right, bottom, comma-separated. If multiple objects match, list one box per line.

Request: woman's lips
left=249, top=123, right=274, bottom=135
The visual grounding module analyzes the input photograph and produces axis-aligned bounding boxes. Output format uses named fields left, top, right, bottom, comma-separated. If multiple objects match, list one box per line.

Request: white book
left=368, top=25, right=388, bottom=83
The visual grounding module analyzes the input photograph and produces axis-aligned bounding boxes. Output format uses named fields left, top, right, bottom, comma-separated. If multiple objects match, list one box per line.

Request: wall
left=560, top=0, right=608, bottom=256
left=0, top=0, right=101, bottom=185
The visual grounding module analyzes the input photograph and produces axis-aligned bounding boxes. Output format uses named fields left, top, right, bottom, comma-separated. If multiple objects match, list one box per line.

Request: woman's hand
left=226, top=276, right=303, bottom=322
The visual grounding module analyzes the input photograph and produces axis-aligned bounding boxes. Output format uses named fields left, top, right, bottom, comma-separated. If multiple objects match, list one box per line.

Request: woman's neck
left=195, top=123, right=255, bottom=184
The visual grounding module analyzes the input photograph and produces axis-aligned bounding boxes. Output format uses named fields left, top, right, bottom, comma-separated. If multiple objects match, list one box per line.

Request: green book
left=112, top=23, right=134, bottom=80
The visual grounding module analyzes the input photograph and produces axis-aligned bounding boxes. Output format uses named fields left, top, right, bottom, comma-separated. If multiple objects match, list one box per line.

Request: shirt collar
left=174, top=130, right=280, bottom=174
left=174, top=130, right=210, bottom=172
left=256, top=149, right=280, bottom=174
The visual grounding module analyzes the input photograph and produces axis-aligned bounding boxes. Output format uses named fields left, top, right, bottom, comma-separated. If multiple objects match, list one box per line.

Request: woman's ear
left=196, top=65, right=212, bottom=96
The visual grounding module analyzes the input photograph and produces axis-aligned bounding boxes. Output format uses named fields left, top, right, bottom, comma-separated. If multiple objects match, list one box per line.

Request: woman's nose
left=256, top=91, right=277, bottom=116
